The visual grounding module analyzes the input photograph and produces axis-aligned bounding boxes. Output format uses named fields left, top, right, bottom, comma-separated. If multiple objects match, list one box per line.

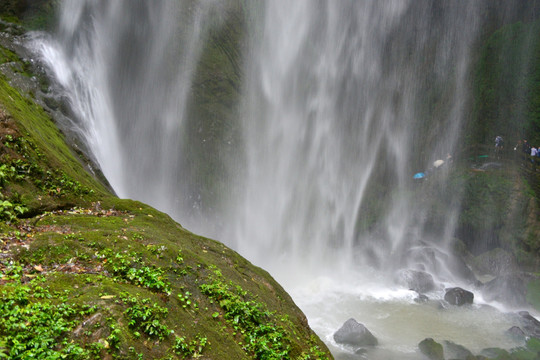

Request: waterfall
left=36, top=0, right=226, bottom=229
left=35, top=1, right=535, bottom=358
left=234, top=1, right=480, bottom=284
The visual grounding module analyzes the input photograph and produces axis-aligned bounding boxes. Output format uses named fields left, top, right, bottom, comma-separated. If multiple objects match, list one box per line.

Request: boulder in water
left=506, top=326, right=526, bottom=341
left=333, top=318, right=378, bottom=347
left=395, top=269, right=436, bottom=293
left=517, top=311, right=540, bottom=338
left=443, top=340, right=473, bottom=359
left=444, top=287, right=474, bottom=306
left=418, top=338, right=444, bottom=360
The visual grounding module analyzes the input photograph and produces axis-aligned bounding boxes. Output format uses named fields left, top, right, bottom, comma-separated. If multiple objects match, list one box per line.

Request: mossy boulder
left=419, top=338, right=444, bottom=360
left=0, top=52, right=332, bottom=359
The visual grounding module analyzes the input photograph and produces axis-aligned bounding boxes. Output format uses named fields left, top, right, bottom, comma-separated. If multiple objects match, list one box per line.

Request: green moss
left=0, top=0, right=59, bottom=31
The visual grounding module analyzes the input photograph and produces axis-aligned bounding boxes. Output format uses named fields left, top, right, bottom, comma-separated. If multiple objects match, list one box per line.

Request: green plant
left=0, top=199, right=26, bottom=222
left=0, top=282, right=95, bottom=359
left=101, top=251, right=171, bottom=293
left=107, top=324, right=121, bottom=350
left=177, top=290, right=198, bottom=310
left=172, top=335, right=208, bottom=358
left=122, top=296, right=171, bottom=341
left=200, top=269, right=291, bottom=359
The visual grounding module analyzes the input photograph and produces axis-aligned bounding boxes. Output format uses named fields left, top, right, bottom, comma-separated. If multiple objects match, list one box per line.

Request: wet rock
left=395, top=269, right=436, bottom=293
left=517, top=311, right=540, bottom=338
left=443, top=340, right=473, bottom=360
left=482, top=274, right=529, bottom=307
left=418, top=338, right=444, bottom=360
left=480, top=348, right=510, bottom=359
left=506, top=326, right=526, bottom=341
left=333, top=318, right=378, bottom=347
left=414, top=293, right=429, bottom=303
left=444, top=287, right=474, bottom=306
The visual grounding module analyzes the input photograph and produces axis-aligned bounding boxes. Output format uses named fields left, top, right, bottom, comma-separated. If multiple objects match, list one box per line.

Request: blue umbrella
left=413, top=172, right=425, bottom=179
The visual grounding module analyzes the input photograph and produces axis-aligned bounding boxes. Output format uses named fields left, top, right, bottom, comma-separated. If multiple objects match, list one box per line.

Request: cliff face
left=462, top=19, right=540, bottom=266
left=0, top=11, right=332, bottom=360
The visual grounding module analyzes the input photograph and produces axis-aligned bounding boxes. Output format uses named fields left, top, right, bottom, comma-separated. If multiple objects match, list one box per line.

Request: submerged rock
left=395, top=269, right=436, bottom=293
left=333, top=318, right=378, bottom=347
left=418, top=338, right=444, bottom=360
left=444, top=287, right=474, bottom=306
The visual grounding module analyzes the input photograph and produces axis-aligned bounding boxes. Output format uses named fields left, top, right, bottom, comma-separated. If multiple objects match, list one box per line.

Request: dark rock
left=517, top=311, right=540, bottom=338
left=443, top=340, right=473, bottom=360
left=43, top=95, right=60, bottom=110
left=506, top=326, right=526, bottom=341
left=418, top=338, right=444, bottom=360
left=444, top=287, right=474, bottom=306
left=395, top=269, right=436, bottom=293
left=481, top=274, right=529, bottom=307
left=333, top=318, right=378, bottom=347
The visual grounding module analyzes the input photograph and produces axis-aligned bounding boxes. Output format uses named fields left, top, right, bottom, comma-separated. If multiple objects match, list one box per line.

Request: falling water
left=35, top=1, right=536, bottom=358
left=36, top=0, right=227, bottom=229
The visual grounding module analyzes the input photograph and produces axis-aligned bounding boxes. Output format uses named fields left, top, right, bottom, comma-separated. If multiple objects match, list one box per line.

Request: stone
left=506, top=326, right=526, bottom=341
left=333, top=318, right=378, bottom=347
left=443, top=340, right=473, bottom=360
left=418, top=338, right=444, bottom=360
left=395, top=269, right=436, bottom=293
left=517, top=311, right=540, bottom=338
left=444, top=287, right=474, bottom=306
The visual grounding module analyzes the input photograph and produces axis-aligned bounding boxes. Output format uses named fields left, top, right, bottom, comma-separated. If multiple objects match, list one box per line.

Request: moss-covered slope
left=0, top=50, right=332, bottom=360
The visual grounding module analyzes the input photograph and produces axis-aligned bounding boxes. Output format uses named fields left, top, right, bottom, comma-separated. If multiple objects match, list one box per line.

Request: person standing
left=495, top=136, right=504, bottom=159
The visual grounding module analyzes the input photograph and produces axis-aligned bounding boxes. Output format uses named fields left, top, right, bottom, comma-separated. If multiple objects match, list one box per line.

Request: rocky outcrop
left=444, top=287, right=474, bottom=306
left=333, top=318, right=378, bottom=347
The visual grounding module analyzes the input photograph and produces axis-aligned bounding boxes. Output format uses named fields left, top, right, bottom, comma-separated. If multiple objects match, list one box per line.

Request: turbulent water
left=35, top=1, right=536, bottom=358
